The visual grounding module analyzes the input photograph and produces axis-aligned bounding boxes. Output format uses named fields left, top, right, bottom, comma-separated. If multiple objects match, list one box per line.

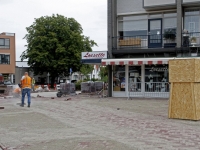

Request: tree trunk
left=50, top=75, right=56, bottom=88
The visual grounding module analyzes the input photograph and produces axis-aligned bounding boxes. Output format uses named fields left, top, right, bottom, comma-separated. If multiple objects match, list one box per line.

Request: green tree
left=21, top=14, right=97, bottom=85
left=80, top=64, right=94, bottom=80
left=99, top=66, right=108, bottom=82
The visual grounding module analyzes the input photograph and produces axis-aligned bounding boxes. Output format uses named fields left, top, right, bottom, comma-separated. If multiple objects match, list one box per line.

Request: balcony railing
left=113, top=32, right=200, bottom=50
left=113, top=34, right=177, bottom=49
left=182, top=32, right=200, bottom=47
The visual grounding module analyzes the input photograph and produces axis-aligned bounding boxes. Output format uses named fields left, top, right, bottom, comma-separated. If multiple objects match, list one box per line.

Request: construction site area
left=1, top=90, right=200, bottom=150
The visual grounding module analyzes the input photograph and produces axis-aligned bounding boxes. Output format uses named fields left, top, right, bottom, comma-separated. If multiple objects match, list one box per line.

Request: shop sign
left=150, top=67, right=168, bottom=72
left=81, top=51, right=107, bottom=59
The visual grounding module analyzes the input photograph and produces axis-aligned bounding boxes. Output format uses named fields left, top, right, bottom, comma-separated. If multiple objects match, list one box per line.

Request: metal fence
left=59, top=83, right=76, bottom=96
left=81, top=81, right=107, bottom=97
left=128, top=82, right=170, bottom=99
left=112, top=32, right=200, bottom=50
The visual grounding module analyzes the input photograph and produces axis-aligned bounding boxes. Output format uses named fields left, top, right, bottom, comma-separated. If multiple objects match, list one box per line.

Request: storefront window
left=113, top=65, right=125, bottom=91
left=145, top=65, right=169, bottom=92
left=129, top=66, right=141, bottom=92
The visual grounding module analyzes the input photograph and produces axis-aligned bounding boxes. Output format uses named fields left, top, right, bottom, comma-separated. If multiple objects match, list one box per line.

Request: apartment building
left=0, top=32, right=15, bottom=83
left=104, top=0, right=200, bottom=97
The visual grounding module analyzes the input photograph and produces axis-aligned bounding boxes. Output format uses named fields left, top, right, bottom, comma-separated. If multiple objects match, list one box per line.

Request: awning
left=81, top=59, right=101, bottom=64
left=101, top=58, right=176, bottom=65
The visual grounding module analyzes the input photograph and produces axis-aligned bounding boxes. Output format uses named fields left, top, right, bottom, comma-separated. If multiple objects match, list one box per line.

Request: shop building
left=105, top=0, right=200, bottom=98
left=0, top=32, right=16, bottom=83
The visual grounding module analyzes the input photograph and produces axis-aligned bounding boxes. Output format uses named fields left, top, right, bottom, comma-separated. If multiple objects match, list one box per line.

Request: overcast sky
left=0, top=0, right=107, bottom=61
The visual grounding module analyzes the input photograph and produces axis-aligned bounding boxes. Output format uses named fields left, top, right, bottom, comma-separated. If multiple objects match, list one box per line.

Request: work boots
left=28, top=103, right=30, bottom=107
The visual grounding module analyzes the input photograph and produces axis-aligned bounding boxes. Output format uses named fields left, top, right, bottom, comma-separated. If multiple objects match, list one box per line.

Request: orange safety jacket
left=21, top=75, right=32, bottom=89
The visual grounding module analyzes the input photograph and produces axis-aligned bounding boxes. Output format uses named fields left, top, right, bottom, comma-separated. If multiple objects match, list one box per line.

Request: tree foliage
left=98, top=66, right=108, bottom=82
left=80, top=64, right=94, bottom=79
left=21, top=14, right=97, bottom=84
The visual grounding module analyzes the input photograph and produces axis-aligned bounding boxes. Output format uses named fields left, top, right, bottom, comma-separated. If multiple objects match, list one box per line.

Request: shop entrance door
left=128, top=66, right=143, bottom=98
left=148, top=19, right=162, bottom=48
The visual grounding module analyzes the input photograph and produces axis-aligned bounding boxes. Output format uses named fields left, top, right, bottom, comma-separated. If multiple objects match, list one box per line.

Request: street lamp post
left=70, top=68, right=72, bottom=83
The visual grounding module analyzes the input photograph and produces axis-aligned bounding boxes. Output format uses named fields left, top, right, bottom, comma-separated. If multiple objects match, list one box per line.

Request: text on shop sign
left=150, top=67, right=168, bottom=72
left=82, top=51, right=107, bottom=59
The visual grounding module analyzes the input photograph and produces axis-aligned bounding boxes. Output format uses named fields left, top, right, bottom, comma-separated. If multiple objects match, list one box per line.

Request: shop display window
left=113, top=65, right=125, bottom=91
left=145, top=65, right=169, bottom=92
left=129, top=66, right=141, bottom=92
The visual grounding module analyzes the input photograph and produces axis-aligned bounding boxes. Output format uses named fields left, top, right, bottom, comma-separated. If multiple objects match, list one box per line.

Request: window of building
left=0, top=38, right=10, bottom=49
left=118, top=12, right=177, bottom=39
left=163, top=17, right=177, bottom=32
left=185, top=16, right=199, bottom=33
left=185, top=9, right=199, bottom=16
left=113, top=65, right=125, bottom=91
left=184, top=9, right=200, bottom=35
left=163, top=17, right=177, bottom=42
left=118, top=15, right=148, bottom=39
left=129, top=66, right=141, bottom=92
left=145, top=65, right=169, bottom=92
left=0, top=54, right=10, bottom=64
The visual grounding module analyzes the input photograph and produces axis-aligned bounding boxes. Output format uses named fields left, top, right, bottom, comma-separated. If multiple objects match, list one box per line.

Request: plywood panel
left=194, top=83, right=200, bottom=120
left=169, top=83, right=196, bottom=120
left=195, top=59, right=200, bottom=82
left=169, top=59, right=195, bottom=82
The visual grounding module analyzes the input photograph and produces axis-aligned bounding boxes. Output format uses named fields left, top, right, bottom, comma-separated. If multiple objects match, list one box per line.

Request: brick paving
left=1, top=93, right=200, bottom=150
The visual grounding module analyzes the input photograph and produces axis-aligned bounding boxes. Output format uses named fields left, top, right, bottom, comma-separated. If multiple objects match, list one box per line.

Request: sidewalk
left=1, top=95, right=200, bottom=150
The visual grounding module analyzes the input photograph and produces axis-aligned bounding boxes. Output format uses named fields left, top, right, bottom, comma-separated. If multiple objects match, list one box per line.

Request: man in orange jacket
left=20, top=72, right=32, bottom=107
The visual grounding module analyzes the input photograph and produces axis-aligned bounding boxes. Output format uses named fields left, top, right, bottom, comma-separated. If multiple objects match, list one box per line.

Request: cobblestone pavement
left=1, top=93, right=200, bottom=150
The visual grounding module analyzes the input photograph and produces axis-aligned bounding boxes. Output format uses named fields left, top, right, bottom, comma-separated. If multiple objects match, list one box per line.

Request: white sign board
left=82, top=51, right=107, bottom=59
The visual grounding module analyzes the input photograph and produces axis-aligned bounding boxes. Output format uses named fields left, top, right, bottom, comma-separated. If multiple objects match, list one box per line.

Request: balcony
left=182, top=32, right=200, bottom=47
left=181, top=32, right=200, bottom=57
left=112, top=32, right=200, bottom=57
left=113, top=33, right=177, bottom=51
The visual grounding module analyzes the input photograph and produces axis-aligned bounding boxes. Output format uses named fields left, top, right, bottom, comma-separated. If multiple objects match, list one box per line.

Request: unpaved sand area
left=1, top=94, right=200, bottom=150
